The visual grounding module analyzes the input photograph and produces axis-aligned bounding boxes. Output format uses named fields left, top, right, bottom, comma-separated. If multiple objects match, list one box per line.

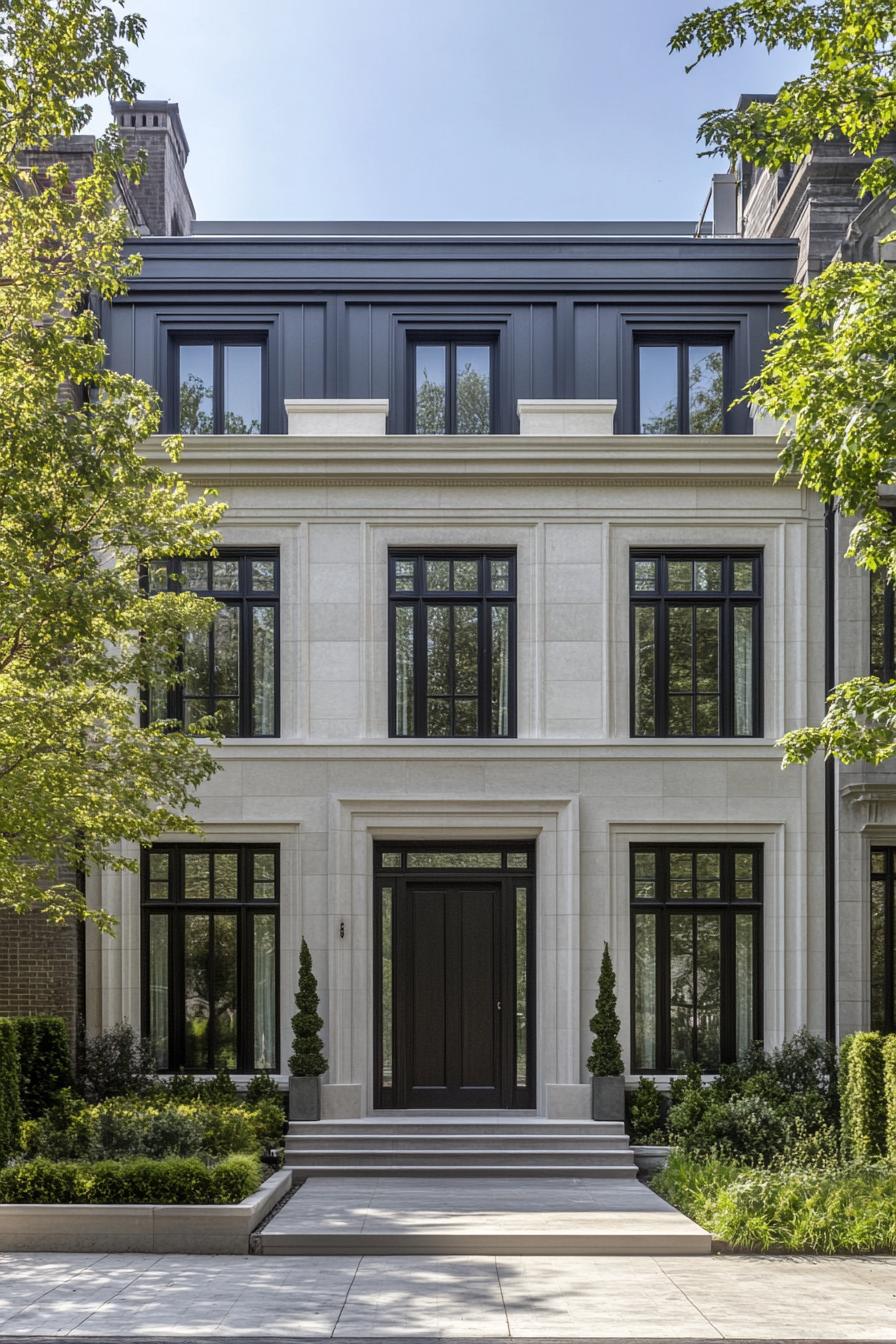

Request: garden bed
left=0, top=1167, right=291, bottom=1253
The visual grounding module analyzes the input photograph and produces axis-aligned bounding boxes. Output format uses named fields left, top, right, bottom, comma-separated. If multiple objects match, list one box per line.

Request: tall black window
left=175, top=338, right=264, bottom=434
left=145, top=551, right=278, bottom=737
left=637, top=339, right=727, bottom=434
left=389, top=551, right=515, bottom=737
left=630, top=552, right=762, bottom=738
left=631, top=844, right=762, bottom=1073
left=142, top=845, right=279, bottom=1073
left=871, top=848, right=896, bottom=1033
left=870, top=570, right=896, bottom=680
left=411, top=339, right=494, bottom=434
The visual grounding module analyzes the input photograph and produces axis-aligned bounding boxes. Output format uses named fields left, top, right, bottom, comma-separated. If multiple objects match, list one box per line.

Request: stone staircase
left=284, top=1115, right=638, bottom=1180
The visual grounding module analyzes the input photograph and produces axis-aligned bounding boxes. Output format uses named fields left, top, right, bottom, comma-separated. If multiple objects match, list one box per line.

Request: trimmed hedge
left=13, top=1017, right=71, bottom=1118
left=0, top=1020, right=21, bottom=1165
left=839, top=1032, right=885, bottom=1160
left=0, top=1153, right=261, bottom=1205
left=884, top=1034, right=896, bottom=1158
left=653, top=1150, right=896, bottom=1253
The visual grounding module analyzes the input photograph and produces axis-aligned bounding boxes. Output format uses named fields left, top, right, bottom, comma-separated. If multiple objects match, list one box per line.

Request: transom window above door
left=175, top=338, right=264, bottom=434
left=637, top=339, right=728, bottom=434
left=411, top=339, right=494, bottom=434
left=389, top=551, right=515, bottom=738
left=630, top=552, right=762, bottom=738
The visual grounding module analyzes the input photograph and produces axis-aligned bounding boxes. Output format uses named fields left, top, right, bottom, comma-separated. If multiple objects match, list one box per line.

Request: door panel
left=398, top=881, right=502, bottom=1108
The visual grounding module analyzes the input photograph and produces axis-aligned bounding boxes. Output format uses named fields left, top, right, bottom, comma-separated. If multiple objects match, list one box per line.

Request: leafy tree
left=587, top=942, right=624, bottom=1076
left=456, top=364, right=490, bottom=433
left=289, top=939, right=327, bottom=1077
left=0, top=0, right=226, bottom=926
left=670, top=0, right=896, bottom=764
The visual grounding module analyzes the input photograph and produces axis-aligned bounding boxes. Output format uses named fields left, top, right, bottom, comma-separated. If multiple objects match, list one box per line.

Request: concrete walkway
left=0, top=1250, right=895, bottom=1337
left=256, top=1177, right=710, bottom=1255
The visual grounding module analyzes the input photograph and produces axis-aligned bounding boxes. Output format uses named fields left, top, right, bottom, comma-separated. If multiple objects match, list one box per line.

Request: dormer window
left=411, top=339, right=494, bottom=434
left=637, top=338, right=727, bottom=434
left=175, top=338, right=264, bottom=434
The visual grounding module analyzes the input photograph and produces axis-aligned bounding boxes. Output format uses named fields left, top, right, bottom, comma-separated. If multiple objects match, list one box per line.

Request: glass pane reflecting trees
left=390, top=551, right=514, bottom=737
left=413, top=340, right=493, bottom=433
left=177, top=340, right=263, bottom=434
left=638, top=340, right=726, bottom=434
left=145, top=553, right=278, bottom=738
left=142, top=846, right=279, bottom=1073
left=631, top=844, right=761, bottom=1072
left=631, top=553, right=760, bottom=738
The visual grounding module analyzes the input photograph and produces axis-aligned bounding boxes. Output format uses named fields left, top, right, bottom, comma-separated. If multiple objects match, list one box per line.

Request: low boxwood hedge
left=0, top=1153, right=262, bottom=1205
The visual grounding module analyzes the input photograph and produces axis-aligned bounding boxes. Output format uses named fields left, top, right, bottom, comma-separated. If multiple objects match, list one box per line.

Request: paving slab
left=256, top=1178, right=710, bottom=1256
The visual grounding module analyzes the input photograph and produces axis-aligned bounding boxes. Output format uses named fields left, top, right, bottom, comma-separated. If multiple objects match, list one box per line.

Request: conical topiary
left=289, top=938, right=327, bottom=1077
left=587, top=942, right=623, bottom=1076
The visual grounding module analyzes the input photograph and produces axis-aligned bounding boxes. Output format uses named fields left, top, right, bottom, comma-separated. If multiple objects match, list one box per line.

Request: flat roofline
left=189, top=219, right=709, bottom=239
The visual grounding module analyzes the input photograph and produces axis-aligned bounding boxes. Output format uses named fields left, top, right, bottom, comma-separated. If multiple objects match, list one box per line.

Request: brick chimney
left=110, top=99, right=195, bottom=236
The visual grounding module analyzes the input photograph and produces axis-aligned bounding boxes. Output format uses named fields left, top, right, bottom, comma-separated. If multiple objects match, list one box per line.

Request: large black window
left=389, top=551, right=515, bottom=737
left=637, top=339, right=727, bottom=434
left=870, top=570, right=896, bottom=680
left=871, top=848, right=896, bottom=1033
left=411, top=339, right=494, bottom=434
left=630, top=552, right=762, bottom=738
left=145, top=551, right=278, bottom=737
left=175, top=338, right=264, bottom=434
left=142, top=845, right=279, bottom=1073
left=631, top=844, right=762, bottom=1073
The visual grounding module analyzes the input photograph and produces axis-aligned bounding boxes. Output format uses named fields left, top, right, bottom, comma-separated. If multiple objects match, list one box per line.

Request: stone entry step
left=255, top=1176, right=711, bottom=1256
left=284, top=1117, right=637, bottom=1180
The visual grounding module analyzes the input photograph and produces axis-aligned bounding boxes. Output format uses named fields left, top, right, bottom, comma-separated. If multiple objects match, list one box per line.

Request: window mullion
left=446, top=343, right=456, bottom=435
left=679, top=345, right=688, bottom=434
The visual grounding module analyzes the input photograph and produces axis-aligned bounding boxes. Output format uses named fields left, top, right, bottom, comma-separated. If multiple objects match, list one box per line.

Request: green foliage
left=0, top=1020, right=22, bottom=1164
left=21, top=1092, right=279, bottom=1162
left=587, top=943, right=623, bottom=1076
left=245, top=1071, right=283, bottom=1106
left=840, top=1032, right=886, bottom=1160
left=669, top=1, right=896, bottom=765
left=0, top=1153, right=261, bottom=1205
left=627, top=1076, right=666, bottom=1144
left=199, top=1067, right=239, bottom=1105
left=654, top=1151, right=896, bottom=1253
left=883, top=1035, right=896, bottom=1157
left=78, top=1023, right=157, bottom=1101
left=666, top=1031, right=838, bottom=1164
left=13, top=1017, right=71, bottom=1118
left=0, top=0, right=227, bottom=924
left=290, top=939, right=327, bottom=1077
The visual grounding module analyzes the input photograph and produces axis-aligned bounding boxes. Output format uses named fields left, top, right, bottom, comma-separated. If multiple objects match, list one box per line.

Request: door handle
left=497, top=1001, right=502, bottom=1011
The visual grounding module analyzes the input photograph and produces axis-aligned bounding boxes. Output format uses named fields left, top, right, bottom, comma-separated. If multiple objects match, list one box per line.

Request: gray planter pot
left=631, top=1145, right=671, bottom=1178
left=591, top=1074, right=625, bottom=1122
left=289, top=1075, right=321, bottom=1122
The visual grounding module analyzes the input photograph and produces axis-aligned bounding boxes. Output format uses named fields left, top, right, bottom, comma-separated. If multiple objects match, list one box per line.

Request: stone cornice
left=142, top=433, right=793, bottom=488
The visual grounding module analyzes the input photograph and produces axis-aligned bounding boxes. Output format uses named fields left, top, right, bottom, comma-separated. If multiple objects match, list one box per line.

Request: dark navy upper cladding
left=107, top=222, right=798, bottom=435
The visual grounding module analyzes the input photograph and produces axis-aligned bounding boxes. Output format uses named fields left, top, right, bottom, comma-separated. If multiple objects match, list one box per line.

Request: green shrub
left=245, top=1071, right=282, bottom=1106
left=13, top=1017, right=71, bottom=1118
left=165, top=1071, right=200, bottom=1101
left=290, top=938, right=327, bottom=1076
left=247, top=1097, right=285, bottom=1149
left=0, top=1154, right=261, bottom=1205
left=840, top=1032, right=886, bottom=1160
left=0, top=1019, right=21, bottom=1164
left=628, top=1077, right=665, bottom=1144
left=587, top=943, right=623, bottom=1076
left=883, top=1034, right=896, bottom=1158
left=199, top=1067, right=239, bottom=1104
left=78, top=1023, right=156, bottom=1101
left=654, top=1150, right=896, bottom=1253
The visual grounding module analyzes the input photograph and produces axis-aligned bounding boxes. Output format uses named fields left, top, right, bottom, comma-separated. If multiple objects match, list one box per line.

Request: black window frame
left=172, top=335, right=268, bottom=435
left=388, top=549, right=516, bottom=739
left=871, top=847, right=896, bottom=1033
left=141, top=843, right=280, bottom=1074
left=635, top=336, right=730, bottom=435
left=629, top=549, right=763, bottom=739
left=142, top=549, right=280, bottom=739
left=870, top=567, right=896, bottom=681
left=408, top=336, right=497, bottom=435
left=630, top=842, right=763, bottom=1074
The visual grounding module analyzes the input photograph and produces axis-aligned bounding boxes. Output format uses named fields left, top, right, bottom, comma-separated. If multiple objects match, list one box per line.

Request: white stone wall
left=88, top=429, right=828, bottom=1113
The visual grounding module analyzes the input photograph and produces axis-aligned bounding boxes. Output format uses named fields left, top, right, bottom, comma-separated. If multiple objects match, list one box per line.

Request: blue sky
left=96, top=0, right=807, bottom=222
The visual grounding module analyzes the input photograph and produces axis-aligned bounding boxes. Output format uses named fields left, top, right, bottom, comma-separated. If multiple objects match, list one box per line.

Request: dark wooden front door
left=399, top=880, right=503, bottom=1108
left=373, top=842, right=535, bottom=1110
